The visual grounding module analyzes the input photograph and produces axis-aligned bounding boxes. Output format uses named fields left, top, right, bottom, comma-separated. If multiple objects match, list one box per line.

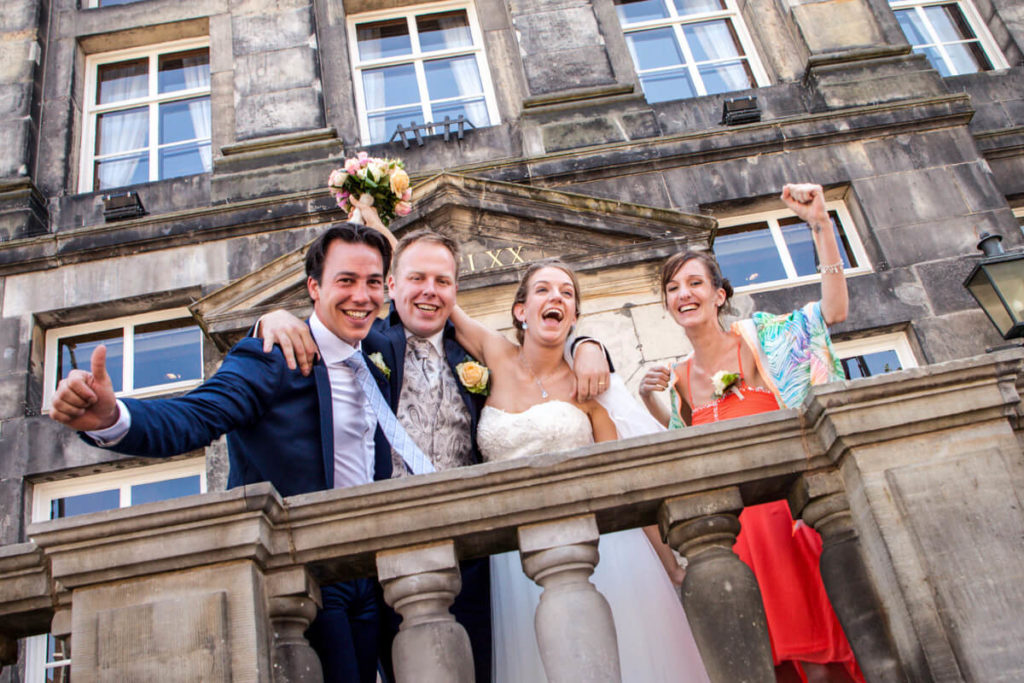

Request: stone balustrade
left=2, top=349, right=1024, bottom=681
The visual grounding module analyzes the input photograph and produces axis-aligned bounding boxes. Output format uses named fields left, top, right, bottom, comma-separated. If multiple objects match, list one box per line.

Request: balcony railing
left=2, top=349, right=1024, bottom=681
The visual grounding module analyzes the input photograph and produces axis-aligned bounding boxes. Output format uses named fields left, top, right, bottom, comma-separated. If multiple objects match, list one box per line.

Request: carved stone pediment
left=190, top=172, right=715, bottom=350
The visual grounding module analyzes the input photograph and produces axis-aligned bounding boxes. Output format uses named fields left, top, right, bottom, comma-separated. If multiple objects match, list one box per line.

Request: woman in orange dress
left=639, top=183, right=863, bottom=683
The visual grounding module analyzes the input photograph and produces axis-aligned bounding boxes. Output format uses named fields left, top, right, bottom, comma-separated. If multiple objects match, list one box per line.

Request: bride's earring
left=522, top=321, right=529, bottom=330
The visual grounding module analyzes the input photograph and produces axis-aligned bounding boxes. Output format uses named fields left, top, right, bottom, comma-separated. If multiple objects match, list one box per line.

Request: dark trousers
left=305, top=578, right=381, bottom=683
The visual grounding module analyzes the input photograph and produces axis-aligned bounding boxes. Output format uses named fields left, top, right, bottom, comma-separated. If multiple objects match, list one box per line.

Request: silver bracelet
left=818, top=261, right=844, bottom=274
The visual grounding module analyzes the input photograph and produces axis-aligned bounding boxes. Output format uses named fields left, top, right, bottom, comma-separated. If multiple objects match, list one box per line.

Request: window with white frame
left=889, top=0, right=1008, bottom=77
left=612, top=0, right=768, bottom=103
left=712, top=202, right=870, bottom=293
left=348, top=2, right=500, bottom=145
left=79, top=38, right=211, bottom=193
left=43, top=308, right=203, bottom=409
left=832, top=332, right=918, bottom=380
left=25, top=459, right=207, bottom=683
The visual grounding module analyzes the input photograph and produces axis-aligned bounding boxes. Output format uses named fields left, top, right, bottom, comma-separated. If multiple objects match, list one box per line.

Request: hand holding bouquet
left=328, top=153, right=412, bottom=244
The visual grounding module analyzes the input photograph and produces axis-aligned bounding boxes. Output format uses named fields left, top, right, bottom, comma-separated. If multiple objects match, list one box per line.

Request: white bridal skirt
left=490, top=527, right=711, bottom=683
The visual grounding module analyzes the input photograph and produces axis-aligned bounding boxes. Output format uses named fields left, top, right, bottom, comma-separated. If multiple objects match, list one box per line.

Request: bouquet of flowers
left=328, top=152, right=412, bottom=228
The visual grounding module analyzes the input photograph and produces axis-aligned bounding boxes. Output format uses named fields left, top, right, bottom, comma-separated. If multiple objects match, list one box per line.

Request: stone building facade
left=1, top=0, right=1023, bottom=679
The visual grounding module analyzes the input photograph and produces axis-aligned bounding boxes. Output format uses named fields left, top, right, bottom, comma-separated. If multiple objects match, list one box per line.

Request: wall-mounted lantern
left=963, top=231, right=1024, bottom=339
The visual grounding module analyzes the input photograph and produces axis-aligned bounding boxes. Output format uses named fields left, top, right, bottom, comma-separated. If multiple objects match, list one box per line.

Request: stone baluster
left=377, top=540, right=474, bottom=683
left=659, top=487, right=774, bottom=683
left=792, top=471, right=907, bottom=682
left=518, top=514, right=621, bottom=683
left=266, top=568, right=323, bottom=683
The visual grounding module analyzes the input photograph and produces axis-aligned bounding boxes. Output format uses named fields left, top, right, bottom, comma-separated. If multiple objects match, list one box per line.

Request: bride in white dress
left=451, top=261, right=709, bottom=683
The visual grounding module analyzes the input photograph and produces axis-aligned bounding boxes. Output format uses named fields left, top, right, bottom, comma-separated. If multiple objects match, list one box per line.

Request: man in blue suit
left=49, top=223, right=406, bottom=683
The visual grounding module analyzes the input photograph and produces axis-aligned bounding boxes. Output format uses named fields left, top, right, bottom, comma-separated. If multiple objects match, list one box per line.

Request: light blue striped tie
left=343, top=354, right=435, bottom=476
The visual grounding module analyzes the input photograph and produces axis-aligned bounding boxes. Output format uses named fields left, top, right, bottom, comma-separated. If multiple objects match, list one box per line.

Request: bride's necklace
left=519, top=350, right=553, bottom=399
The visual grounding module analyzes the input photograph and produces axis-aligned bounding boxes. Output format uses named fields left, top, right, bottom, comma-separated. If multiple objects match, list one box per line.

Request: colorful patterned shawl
left=669, top=301, right=844, bottom=428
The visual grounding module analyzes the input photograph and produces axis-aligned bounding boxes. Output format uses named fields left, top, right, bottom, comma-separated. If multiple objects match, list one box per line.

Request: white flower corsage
left=711, top=370, right=743, bottom=400
left=456, top=358, right=490, bottom=395
left=368, top=352, right=391, bottom=379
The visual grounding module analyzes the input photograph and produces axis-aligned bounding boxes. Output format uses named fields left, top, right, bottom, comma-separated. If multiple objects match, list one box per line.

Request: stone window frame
left=41, top=307, right=204, bottom=412
left=713, top=200, right=872, bottom=295
left=77, top=36, right=212, bottom=194
left=832, top=331, right=919, bottom=379
left=887, top=0, right=1009, bottom=76
left=345, top=0, right=502, bottom=146
left=610, top=0, right=770, bottom=104
left=24, top=458, right=208, bottom=683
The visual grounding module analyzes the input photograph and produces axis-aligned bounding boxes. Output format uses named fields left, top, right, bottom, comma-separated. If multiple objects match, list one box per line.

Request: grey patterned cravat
left=392, top=336, right=473, bottom=478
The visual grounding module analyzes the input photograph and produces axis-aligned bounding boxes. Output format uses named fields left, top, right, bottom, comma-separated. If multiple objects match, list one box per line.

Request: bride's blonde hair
left=511, top=260, right=582, bottom=344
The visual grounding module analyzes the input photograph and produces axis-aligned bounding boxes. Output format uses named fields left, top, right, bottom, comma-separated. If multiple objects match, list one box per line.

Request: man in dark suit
left=48, top=223, right=410, bottom=683
left=259, top=230, right=613, bottom=682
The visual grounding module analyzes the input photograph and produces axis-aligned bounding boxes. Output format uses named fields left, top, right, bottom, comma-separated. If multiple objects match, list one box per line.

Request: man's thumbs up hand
left=50, top=344, right=120, bottom=431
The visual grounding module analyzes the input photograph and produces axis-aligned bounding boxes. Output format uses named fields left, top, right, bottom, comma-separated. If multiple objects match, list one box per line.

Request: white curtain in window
left=96, top=70, right=148, bottom=188
left=182, top=56, right=212, bottom=170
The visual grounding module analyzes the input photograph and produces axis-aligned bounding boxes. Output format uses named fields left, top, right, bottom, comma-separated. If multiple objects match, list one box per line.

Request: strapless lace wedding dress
left=477, top=401, right=710, bottom=683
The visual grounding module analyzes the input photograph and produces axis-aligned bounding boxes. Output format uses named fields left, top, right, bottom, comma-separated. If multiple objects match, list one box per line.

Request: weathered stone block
left=863, top=129, right=978, bottom=177
left=513, top=7, right=602, bottom=53
left=541, top=115, right=623, bottom=152
left=234, top=88, right=324, bottom=140
left=233, top=46, right=318, bottom=97
left=231, top=5, right=312, bottom=55
left=522, top=46, right=616, bottom=96
left=0, top=2, right=38, bottom=31
left=912, top=310, right=1005, bottom=362
left=790, top=0, right=884, bottom=53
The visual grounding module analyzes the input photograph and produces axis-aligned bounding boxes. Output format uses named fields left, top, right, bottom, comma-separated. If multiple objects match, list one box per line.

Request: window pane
left=684, top=20, right=743, bottom=62
left=417, top=11, right=473, bottom=52
left=159, top=142, right=211, bottom=179
left=59, top=331, right=124, bottom=392
left=158, top=49, right=210, bottom=93
left=368, top=106, right=424, bottom=143
left=640, top=68, right=696, bottom=102
left=133, top=320, right=202, bottom=389
left=625, top=28, right=685, bottom=70
left=97, top=59, right=147, bottom=104
left=915, top=45, right=951, bottom=76
left=944, top=40, right=990, bottom=74
left=841, top=350, right=903, bottom=380
left=779, top=214, right=854, bottom=277
left=673, top=0, right=725, bottom=16
left=698, top=60, right=754, bottom=94
left=924, top=4, right=973, bottom=43
left=95, top=153, right=149, bottom=191
left=430, top=98, right=489, bottom=127
left=714, top=223, right=788, bottom=286
left=131, top=475, right=201, bottom=505
left=894, top=10, right=929, bottom=46
left=96, top=107, right=148, bottom=156
left=357, top=19, right=412, bottom=60
left=424, top=56, right=483, bottom=100
left=99, top=0, right=142, bottom=5
left=50, top=489, right=120, bottom=519
left=159, top=97, right=210, bottom=144
left=614, top=0, right=670, bottom=25
left=362, top=64, right=420, bottom=109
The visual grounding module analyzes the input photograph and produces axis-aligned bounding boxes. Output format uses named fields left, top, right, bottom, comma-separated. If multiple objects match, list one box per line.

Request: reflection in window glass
left=357, top=19, right=412, bottom=60
left=59, top=331, right=125, bottom=392
left=614, top=0, right=761, bottom=102
left=779, top=216, right=855, bottom=277
left=841, top=350, right=903, bottom=379
left=715, top=223, right=787, bottom=286
left=157, top=49, right=210, bottom=93
left=97, top=59, right=147, bottom=104
left=418, top=11, right=473, bottom=52
left=133, top=320, right=202, bottom=389
left=131, top=475, right=202, bottom=506
left=50, top=489, right=120, bottom=519
left=890, top=1, right=996, bottom=77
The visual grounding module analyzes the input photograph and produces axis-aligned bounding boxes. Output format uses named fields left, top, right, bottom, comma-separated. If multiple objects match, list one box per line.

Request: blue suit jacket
left=94, top=336, right=393, bottom=496
left=364, top=310, right=485, bottom=465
